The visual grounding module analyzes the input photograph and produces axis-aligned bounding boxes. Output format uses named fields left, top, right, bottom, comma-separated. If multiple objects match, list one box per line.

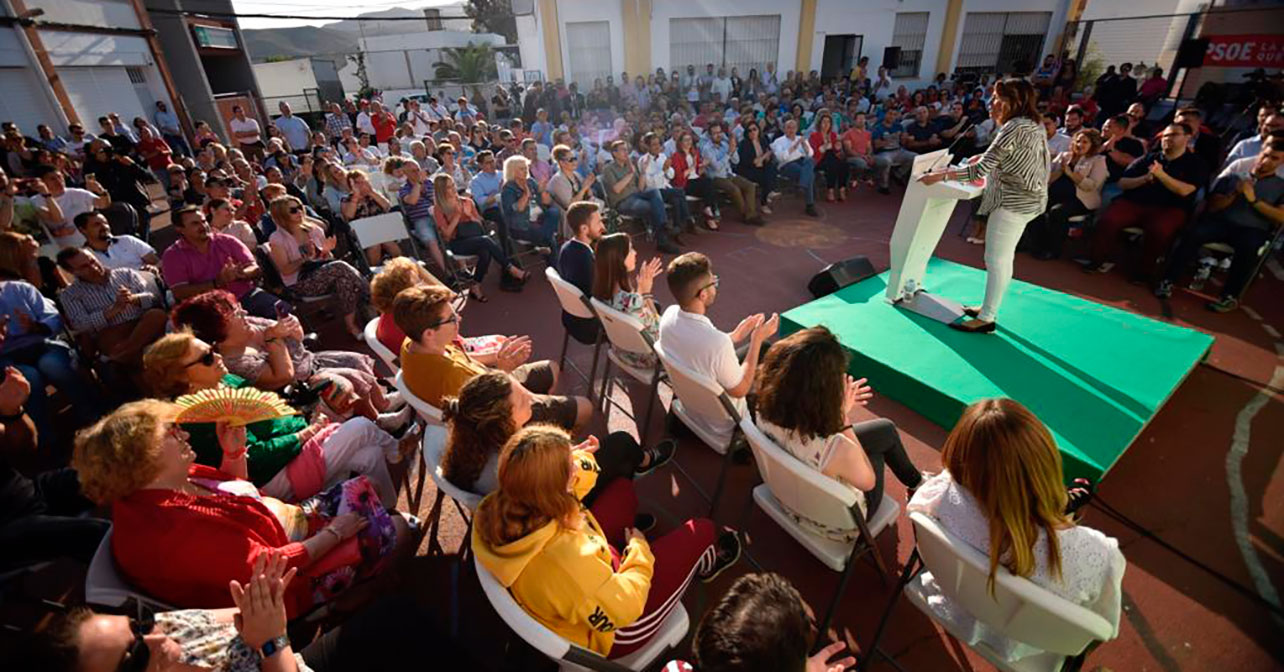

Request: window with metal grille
left=669, top=15, right=781, bottom=74
left=956, top=12, right=1052, bottom=76
left=890, top=12, right=929, bottom=78
left=126, top=67, right=147, bottom=84
left=565, top=21, right=612, bottom=87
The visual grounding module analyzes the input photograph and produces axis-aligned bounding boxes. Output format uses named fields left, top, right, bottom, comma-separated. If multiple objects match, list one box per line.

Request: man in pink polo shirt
left=161, top=205, right=285, bottom=318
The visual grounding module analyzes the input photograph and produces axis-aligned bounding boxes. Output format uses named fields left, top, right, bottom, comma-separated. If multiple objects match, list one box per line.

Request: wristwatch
left=260, top=633, right=289, bottom=659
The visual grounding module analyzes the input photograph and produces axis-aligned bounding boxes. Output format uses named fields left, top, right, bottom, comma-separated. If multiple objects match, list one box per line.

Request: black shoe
left=1082, top=262, right=1112, bottom=274
left=699, top=531, right=743, bottom=583
left=657, top=241, right=681, bottom=254
left=805, top=204, right=819, bottom=217
left=746, top=216, right=765, bottom=226
left=633, top=513, right=657, bottom=534
left=948, top=317, right=997, bottom=334
left=1033, top=250, right=1057, bottom=261
left=877, top=187, right=891, bottom=195
left=634, top=439, right=677, bottom=477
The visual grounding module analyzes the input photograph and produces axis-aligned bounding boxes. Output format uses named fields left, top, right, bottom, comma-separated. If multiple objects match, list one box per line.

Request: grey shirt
left=1210, top=162, right=1284, bottom=232
left=601, top=159, right=638, bottom=207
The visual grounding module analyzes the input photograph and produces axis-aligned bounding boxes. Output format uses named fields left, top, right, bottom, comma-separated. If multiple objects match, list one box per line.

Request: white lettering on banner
left=1204, top=34, right=1284, bottom=68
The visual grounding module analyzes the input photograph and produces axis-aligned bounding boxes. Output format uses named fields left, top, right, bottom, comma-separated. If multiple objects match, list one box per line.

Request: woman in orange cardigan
left=72, top=400, right=417, bottom=617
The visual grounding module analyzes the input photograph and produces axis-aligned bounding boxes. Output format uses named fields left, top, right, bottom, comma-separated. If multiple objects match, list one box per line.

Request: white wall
left=26, top=0, right=141, bottom=29
left=555, top=0, right=625, bottom=82
left=252, top=58, right=320, bottom=108
left=515, top=14, right=544, bottom=80
left=811, top=0, right=945, bottom=89
left=649, top=0, right=802, bottom=75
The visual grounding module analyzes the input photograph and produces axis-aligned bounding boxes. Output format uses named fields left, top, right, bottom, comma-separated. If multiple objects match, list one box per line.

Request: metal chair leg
left=814, top=555, right=860, bottom=653
left=708, top=437, right=738, bottom=519
left=558, top=329, right=569, bottom=370
left=852, top=509, right=891, bottom=585
left=857, top=549, right=923, bottom=672
left=640, top=367, right=662, bottom=446
left=598, top=358, right=612, bottom=414
left=586, top=334, right=603, bottom=400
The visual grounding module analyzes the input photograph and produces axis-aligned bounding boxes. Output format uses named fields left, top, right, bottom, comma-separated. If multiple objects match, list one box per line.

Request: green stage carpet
left=781, top=258, right=1214, bottom=481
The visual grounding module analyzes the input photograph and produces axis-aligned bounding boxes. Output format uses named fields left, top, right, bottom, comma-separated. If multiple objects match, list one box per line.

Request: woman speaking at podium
left=918, top=79, right=1049, bottom=333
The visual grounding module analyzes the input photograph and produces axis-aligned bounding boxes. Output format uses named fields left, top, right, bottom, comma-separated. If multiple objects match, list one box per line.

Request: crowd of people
left=2, top=49, right=1276, bottom=671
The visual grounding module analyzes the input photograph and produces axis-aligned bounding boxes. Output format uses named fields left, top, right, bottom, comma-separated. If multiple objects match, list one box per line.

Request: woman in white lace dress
left=908, top=398, right=1126, bottom=663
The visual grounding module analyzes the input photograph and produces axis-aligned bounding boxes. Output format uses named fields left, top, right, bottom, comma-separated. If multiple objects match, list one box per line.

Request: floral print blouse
left=609, top=288, right=658, bottom=370
left=155, top=609, right=313, bottom=672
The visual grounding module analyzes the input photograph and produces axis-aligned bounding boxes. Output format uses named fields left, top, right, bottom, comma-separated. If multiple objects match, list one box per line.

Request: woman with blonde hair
left=266, top=194, right=370, bottom=339
left=908, top=398, right=1125, bottom=663
left=433, top=172, right=527, bottom=300
left=473, top=425, right=734, bottom=659
left=71, top=399, right=414, bottom=618
left=499, top=154, right=559, bottom=264
left=918, top=78, right=1050, bottom=333
left=1025, top=128, right=1108, bottom=260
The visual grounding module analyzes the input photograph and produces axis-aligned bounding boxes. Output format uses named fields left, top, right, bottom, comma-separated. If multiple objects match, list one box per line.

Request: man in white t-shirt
left=657, top=252, right=778, bottom=452
left=30, top=166, right=110, bottom=249
left=76, top=210, right=159, bottom=272
left=229, top=105, right=264, bottom=162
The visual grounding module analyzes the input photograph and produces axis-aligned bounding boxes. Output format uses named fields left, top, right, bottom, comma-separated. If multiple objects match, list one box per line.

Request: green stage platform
left=781, top=258, right=1214, bottom=481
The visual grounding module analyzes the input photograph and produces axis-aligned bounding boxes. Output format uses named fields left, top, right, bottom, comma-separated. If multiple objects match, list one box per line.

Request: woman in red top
left=372, top=108, right=397, bottom=145
left=72, top=400, right=417, bottom=618
left=670, top=131, right=720, bottom=229
left=808, top=112, right=849, bottom=202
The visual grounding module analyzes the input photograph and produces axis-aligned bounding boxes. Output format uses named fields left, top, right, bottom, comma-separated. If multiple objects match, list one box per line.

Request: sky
left=230, top=0, right=463, bottom=30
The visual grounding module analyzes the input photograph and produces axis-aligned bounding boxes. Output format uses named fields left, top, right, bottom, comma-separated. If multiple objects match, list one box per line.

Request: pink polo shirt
left=161, top=233, right=257, bottom=298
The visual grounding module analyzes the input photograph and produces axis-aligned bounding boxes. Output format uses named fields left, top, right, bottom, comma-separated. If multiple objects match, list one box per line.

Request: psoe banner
left=1204, top=34, right=1284, bottom=67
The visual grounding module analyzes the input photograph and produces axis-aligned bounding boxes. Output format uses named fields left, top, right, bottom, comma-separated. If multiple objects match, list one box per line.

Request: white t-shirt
left=356, top=111, right=376, bottom=136
left=657, top=305, right=747, bottom=450
left=91, top=234, right=157, bottom=270
left=32, top=189, right=95, bottom=248
left=229, top=117, right=261, bottom=145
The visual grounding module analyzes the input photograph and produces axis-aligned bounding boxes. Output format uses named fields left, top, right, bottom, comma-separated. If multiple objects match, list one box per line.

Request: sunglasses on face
left=116, top=615, right=155, bottom=672
left=288, top=206, right=303, bottom=214
left=185, top=349, right=217, bottom=368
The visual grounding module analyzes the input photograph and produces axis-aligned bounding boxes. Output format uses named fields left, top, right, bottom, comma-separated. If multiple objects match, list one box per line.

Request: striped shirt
left=60, top=268, right=158, bottom=333
left=960, top=116, right=1049, bottom=216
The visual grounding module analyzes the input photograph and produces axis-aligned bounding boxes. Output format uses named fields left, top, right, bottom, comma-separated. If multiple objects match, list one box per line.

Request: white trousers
left=261, top=417, right=398, bottom=508
left=979, top=207, right=1037, bottom=322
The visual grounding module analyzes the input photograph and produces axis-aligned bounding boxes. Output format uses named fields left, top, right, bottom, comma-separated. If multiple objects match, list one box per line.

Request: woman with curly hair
left=472, top=426, right=736, bottom=659
left=142, top=331, right=404, bottom=504
left=440, top=371, right=673, bottom=496
left=370, top=256, right=444, bottom=355
left=755, top=326, right=925, bottom=540
left=71, top=399, right=416, bottom=617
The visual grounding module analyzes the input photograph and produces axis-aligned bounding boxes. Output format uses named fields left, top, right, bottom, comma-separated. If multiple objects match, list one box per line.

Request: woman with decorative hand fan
left=72, top=400, right=417, bottom=618
left=172, top=289, right=414, bottom=435
left=143, top=331, right=405, bottom=505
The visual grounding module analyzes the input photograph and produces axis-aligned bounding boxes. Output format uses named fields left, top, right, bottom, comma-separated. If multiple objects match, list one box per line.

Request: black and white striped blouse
left=959, top=116, right=1049, bottom=216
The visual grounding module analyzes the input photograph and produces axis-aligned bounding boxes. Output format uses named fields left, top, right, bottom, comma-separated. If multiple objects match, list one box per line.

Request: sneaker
left=699, top=531, right=743, bottom=583
left=760, top=205, right=773, bottom=215
left=804, top=204, right=819, bottom=217
left=1082, top=262, right=1113, bottom=274
left=634, top=439, right=677, bottom=477
left=1207, top=296, right=1239, bottom=313
left=1154, top=280, right=1173, bottom=298
left=633, top=513, right=657, bottom=534
left=877, top=186, right=891, bottom=195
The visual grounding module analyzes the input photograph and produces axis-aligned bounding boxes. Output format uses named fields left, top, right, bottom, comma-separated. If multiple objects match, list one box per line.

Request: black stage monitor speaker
left=882, top=47, right=902, bottom=71
left=1175, top=38, right=1209, bottom=69
left=808, top=256, right=877, bottom=298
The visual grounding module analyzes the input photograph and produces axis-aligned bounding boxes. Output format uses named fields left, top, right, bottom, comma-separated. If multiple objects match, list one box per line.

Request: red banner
left=1203, top=34, right=1284, bottom=67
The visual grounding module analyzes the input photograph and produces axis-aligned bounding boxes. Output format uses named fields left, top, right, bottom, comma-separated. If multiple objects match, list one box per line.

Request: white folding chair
left=739, top=418, right=900, bottom=639
left=861, top=512, right=1116, bottom=672
left=474, top=554, right=689, bottom=672
left=86, top=529, right=174, bottom=612
left=653, top=344, right=742, bottom=518
left=545, top=267, right=603, bottom=400
left=348, top=212, right=414, bottom=272
left=589, top=297, right=665, bottom=444
left=363, top=316, right=398, bottom=371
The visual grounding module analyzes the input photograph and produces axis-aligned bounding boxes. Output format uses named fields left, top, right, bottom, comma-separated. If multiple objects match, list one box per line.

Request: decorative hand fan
left=175, top=387, right=297, bottom=427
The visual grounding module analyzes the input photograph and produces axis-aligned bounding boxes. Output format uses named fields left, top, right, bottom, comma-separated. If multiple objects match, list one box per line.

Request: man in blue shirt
left=0, top=279, right=102, bottom=446
left=272, top=102, right=312, bottom=155
left=702, top=121, right=763, bottom=225
left=152, top=101, right=190, bottom=157
left=872, top=108, right=916, bottom=190
left=469, top=150, right=505, bottom=225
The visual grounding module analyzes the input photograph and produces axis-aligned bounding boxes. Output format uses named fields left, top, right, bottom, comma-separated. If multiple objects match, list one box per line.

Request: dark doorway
left=821, top=34, right=862, bottom=82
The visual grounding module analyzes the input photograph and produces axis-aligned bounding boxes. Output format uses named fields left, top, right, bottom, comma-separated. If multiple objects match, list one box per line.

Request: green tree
left=464, top=0, right=517, bottom=43
left=434, top=42, right=498, bottom=83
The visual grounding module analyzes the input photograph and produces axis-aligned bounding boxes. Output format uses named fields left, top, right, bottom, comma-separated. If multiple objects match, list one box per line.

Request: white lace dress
left=906, top=471, right=1125, bottom=662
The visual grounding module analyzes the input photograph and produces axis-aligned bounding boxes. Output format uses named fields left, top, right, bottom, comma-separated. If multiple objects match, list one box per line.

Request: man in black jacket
left=556, top=201, right=605, bottom=344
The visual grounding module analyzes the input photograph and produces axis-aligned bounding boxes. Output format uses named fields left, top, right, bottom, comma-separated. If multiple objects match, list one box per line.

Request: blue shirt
left=871, top=121, right=904, bottom=151
left=701, top=137, right=736, bottom=178
left=470, top=170, right=503, bottom=212
left=531, top=121, right=554, bottom=147
left=273, top=115, right=311, bottom=152
left=500, top=178, right=541, bottom=227
left=154, top=109, right=181, bottom=135
left=0, top=280, right=62, bottom=354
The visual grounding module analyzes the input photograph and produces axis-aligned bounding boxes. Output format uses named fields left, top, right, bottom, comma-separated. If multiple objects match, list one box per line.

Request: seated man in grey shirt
left=601, top=140, right=680, bottom=254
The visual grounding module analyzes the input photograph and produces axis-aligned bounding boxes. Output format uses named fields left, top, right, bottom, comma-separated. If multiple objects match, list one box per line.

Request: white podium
left=885, top=150, right=985, bottom=324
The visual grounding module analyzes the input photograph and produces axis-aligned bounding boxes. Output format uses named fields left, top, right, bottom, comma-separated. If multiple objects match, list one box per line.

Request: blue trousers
left=512, top=206, right=561, bottom=264
left=618, top=190, right=669, bottom=239
left=1, top=342, right=101, bottom=448
left=778, top=158, right=816, bottom=205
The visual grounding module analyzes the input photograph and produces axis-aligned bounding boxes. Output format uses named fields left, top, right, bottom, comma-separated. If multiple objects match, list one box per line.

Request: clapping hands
left=495, top=335, right=533, bottom=371
left=636, top=257, right=663, bottom=296
left=842, top=375, right=874, bottom=423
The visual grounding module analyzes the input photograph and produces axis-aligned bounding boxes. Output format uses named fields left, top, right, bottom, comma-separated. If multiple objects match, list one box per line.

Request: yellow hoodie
left=472, top=450, right=655, bottom=656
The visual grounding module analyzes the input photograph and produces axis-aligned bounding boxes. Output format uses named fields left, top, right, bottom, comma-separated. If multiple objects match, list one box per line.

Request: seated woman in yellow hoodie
left=473, top=425, right=743, bottom=658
